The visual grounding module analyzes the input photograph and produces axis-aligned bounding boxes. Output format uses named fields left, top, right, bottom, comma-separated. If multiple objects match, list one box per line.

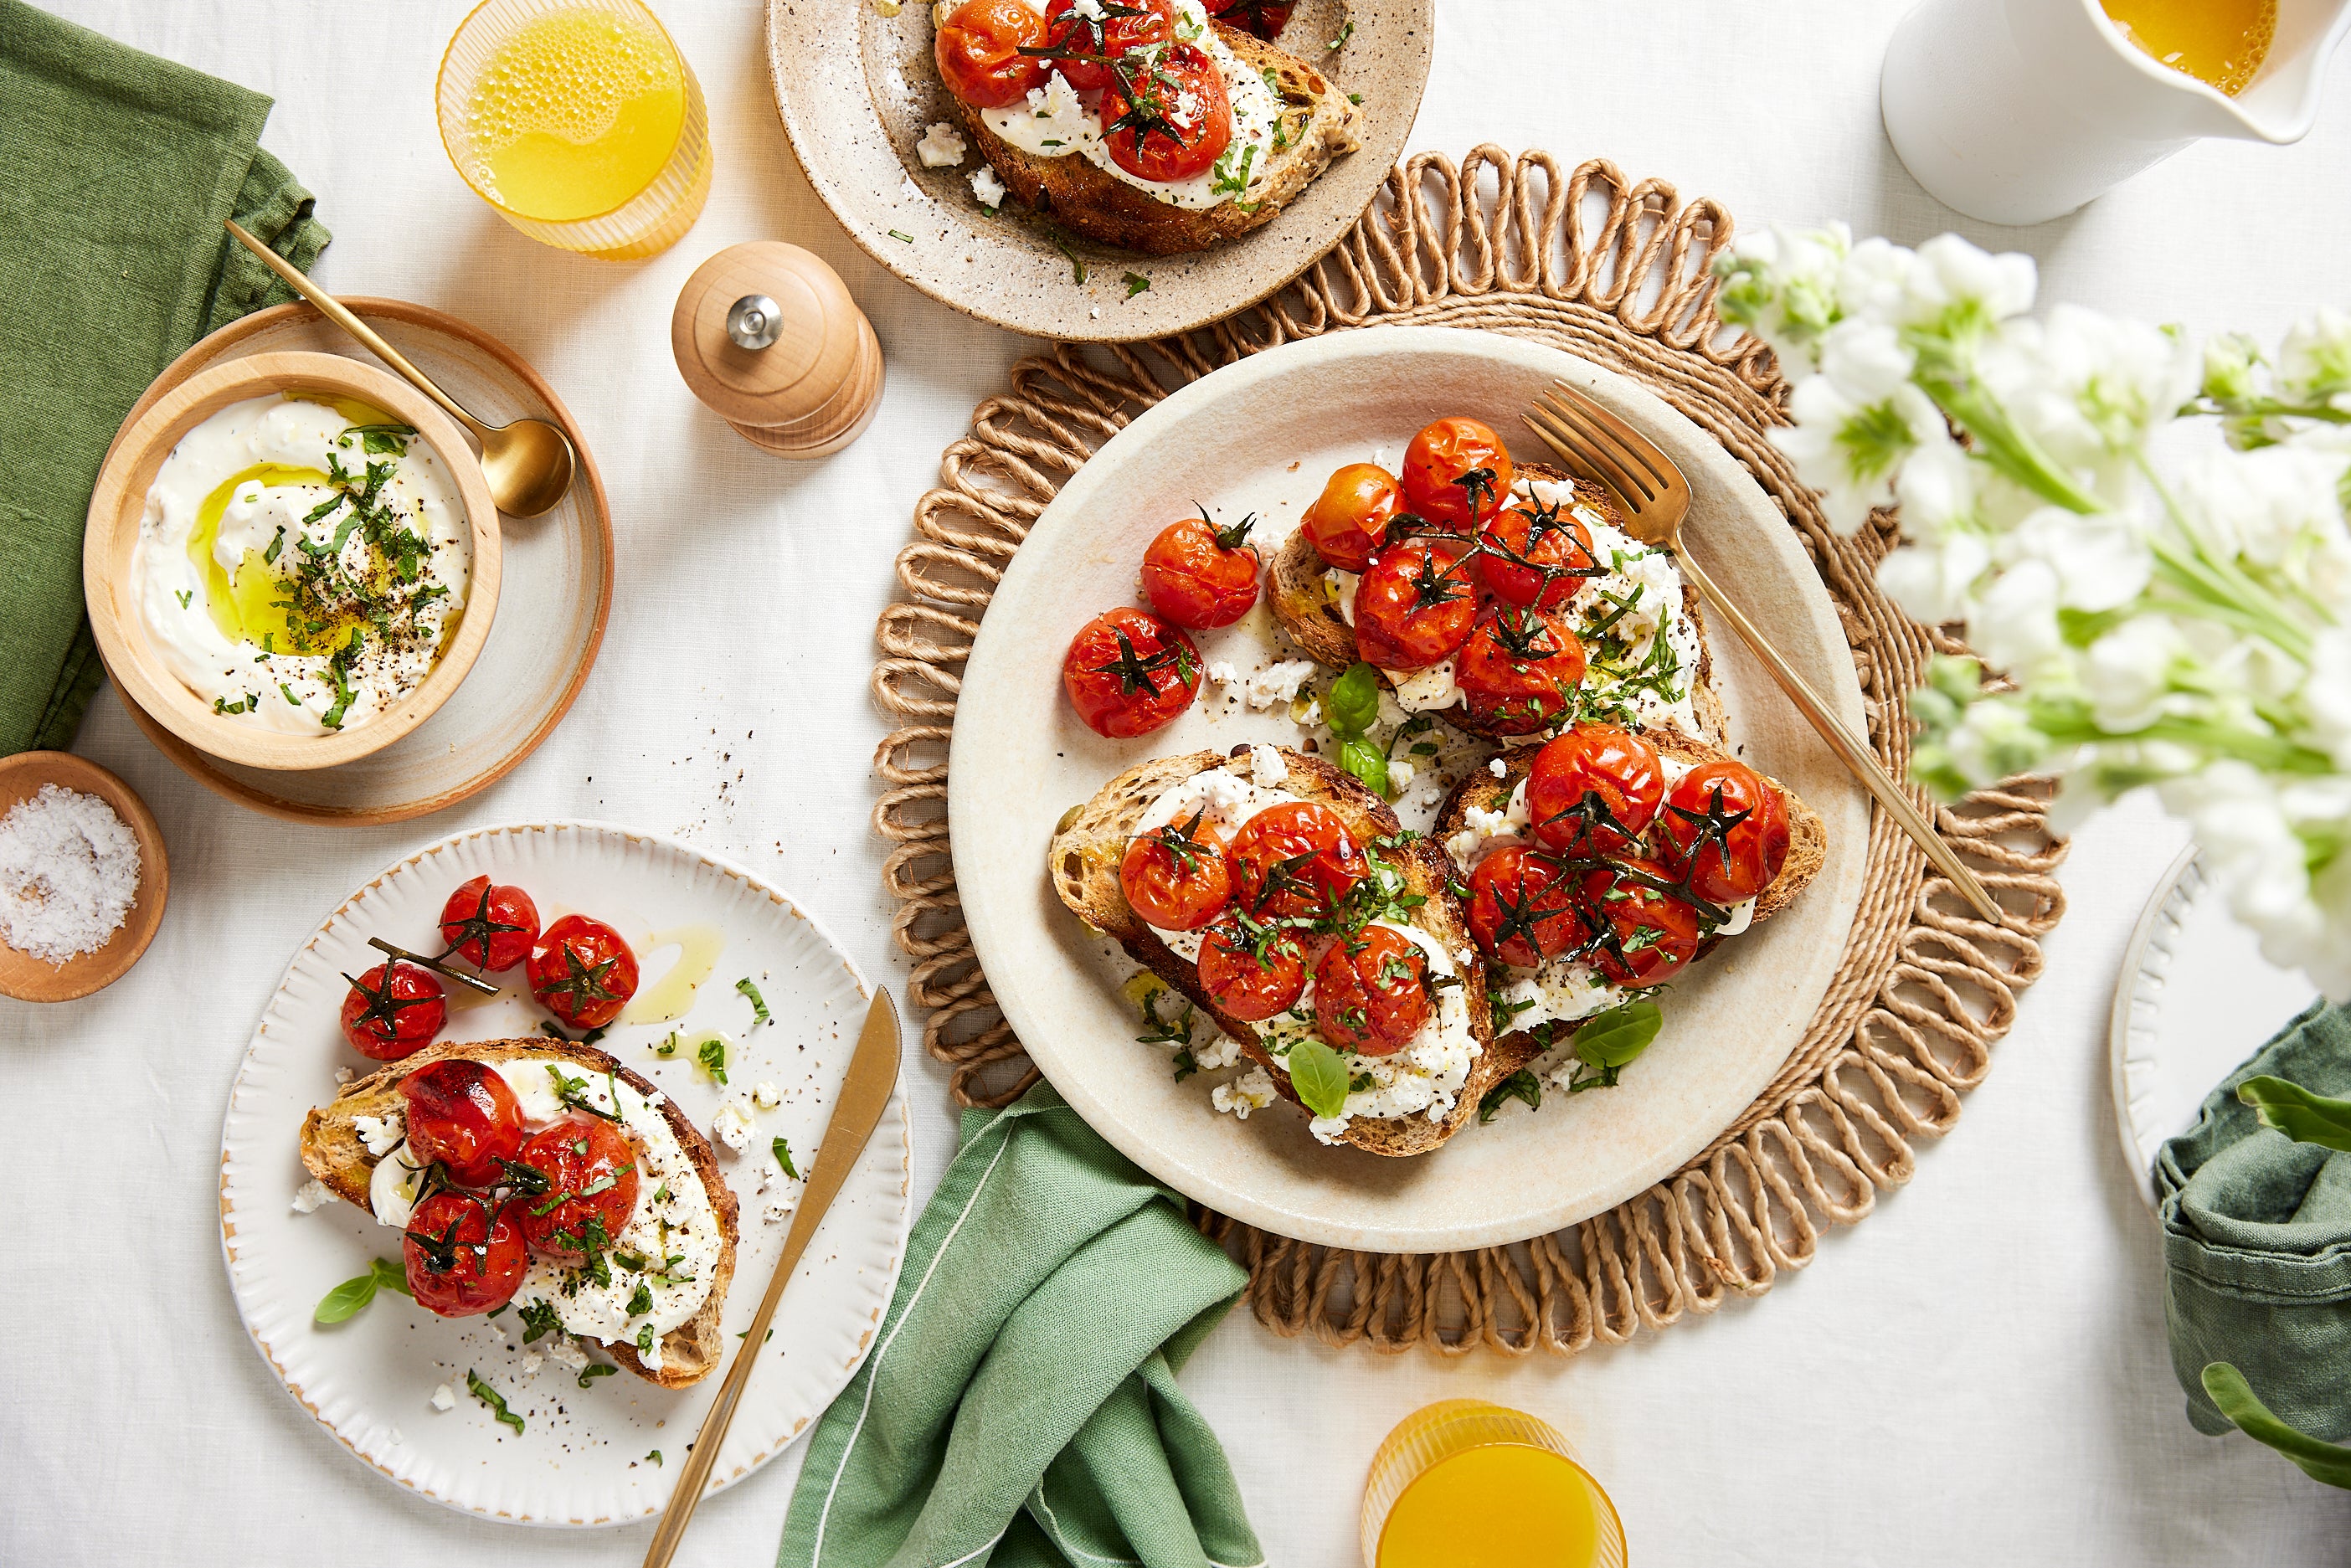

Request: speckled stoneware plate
left=764, top=0, right=1430, bottom=342
left=949, top=327, right=1871, bottom=1253
left=2109, top=844, right=2321, bottom=1211
left=219, top=821, right=912, bottom=1525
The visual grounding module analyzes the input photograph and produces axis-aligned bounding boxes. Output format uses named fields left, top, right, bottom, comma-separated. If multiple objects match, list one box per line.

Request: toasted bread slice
left=950, top=19, right=1363, bottom=256
left=1048, top=745, right=1542, bottom=1156
left=1267, top=462, right=1726, bottom=743
left=300, top=1037, right=740, bottom=1390
left=1432, top=730, right=1827, bottom=1067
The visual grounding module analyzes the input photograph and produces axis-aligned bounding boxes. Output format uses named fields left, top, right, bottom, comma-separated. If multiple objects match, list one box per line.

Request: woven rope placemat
left=872, top=147, right=2068, bottom=1355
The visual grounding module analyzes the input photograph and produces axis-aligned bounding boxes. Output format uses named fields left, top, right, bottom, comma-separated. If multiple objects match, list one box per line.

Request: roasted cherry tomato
left=1301, top=463, right=1402, bottom=573
left=1401, top=417, right=1515, bottom=532
left=527, top=914, right=640, bottom=1031
left=437, top=874, right=540, bottom=973
left=1475, top=491, right=1598, bottom=609
left=1577, top=859, right=1700, bottom=988
left=1454, top=605, right=1587, bottom=735
left=1202, top=0, right=1293, bottom=39
left=1465, top=846, right=1585, bottom=969
left=1228, top=801, right=1366, bottom=920
left=1100, top=41, right=1232, bottom=183
left=338, top=961, right=447, bottom=1062
left=1140, top=508, right=1261, bottom=630
left=1119, top=809, right=1234, bottom=932
left=403, top=1190, right=527, bottom=1318
left=1657, top=759, right=1792, bottom=907
left=1525, top=724, right=1664, bottom=858
left=1041, top=0, right=1175, bottom=91
left=1196, top=910, right=1310, bottom=1021
left=935, top=0, right=1050, bottom=106
left=1313, top=924, right=1433, bottom=1057
left=512, top=1118, right=642, bottom=1266
left=402, top=1058, right=527, bottom=1187
left=1062, top=606, right=1201, bottom=738
left=1351, top=539, right=1479, bottom=671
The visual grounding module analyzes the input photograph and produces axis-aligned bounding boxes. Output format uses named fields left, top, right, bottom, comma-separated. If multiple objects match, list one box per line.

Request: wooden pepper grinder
left=671, top=241, right=883, bottom=458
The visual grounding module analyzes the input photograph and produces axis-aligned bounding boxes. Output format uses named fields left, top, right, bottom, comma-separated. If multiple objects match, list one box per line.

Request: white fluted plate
left=219, top=821, right=912, bottom=1524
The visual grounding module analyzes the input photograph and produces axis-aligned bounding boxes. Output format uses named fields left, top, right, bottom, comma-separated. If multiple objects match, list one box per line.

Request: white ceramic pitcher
left=1881, top=0, right=2351, bottom=225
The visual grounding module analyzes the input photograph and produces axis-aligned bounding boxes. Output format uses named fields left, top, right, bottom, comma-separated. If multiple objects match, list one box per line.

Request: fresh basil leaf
left=2202, top=1362, right=2351, bottom=1488
left=1338, top=736, right=1388, bottom=795
left=372, top=1257, right=414, bottom=1298
left=1327, top=662, right=1382, bottom=736
left=314, top=1272, right=378, bottom=1324
left=467, top=1369, right=525, bottom=1433
left=772, top=1136, right=801, bottom=1180
left=735, top=977, right=771, bottom=1026
left=579, top=1363, right=619, bottom=1390
left=1479, top=1068, right=1544, bottom=1124
left=1284, top=1039, right=1351, bottom=1120
left=2238, top=1075, right=2351, bottom=1153
left=1574, top=999, right=1663, bottom=1069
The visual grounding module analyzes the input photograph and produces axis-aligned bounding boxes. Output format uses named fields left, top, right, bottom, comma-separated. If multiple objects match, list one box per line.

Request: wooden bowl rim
left=0, top=751, right=169, bottom=1002
left=81, top=351, right=502, bottom=773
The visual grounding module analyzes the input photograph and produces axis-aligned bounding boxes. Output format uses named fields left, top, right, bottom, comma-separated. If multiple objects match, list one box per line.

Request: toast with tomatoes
left=948, top=18, right=1363, bottom=256
left=1049, top=745, right=1546, bottom=1156
left=299, top=1037, right=739, bottom=1391
left=1433, top=730, right=1828, bottom=1067
left=1267, top=462, right=1729, bottom=744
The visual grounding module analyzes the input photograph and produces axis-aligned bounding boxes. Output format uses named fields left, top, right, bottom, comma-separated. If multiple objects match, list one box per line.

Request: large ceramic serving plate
left=219, top=822, right=911, bottom=1525
left=950, top=328, right=1871, bottom=1252
left=764, top=0, right=1430, bottom=342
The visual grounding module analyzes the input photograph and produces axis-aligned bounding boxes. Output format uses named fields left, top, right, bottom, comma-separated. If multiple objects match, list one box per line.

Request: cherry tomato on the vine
left=1475, top=491, right=1598, bottom=609
left=1100, top=42, right=1232, bottom=183
left=1228, top=801, right=1366, bottom=921
left=1040, top=0, right=1175, bottom=91
left=1119, top=809, right=1234, bottom=932
left=1062, top=606, right=1202, bottom=738
left=1196, top=910, right=1310, bottom=1021
left=527, top=915, right=640, bottom=1031
left=437, top=874, right=540, bottom=973
left=1201, top=0, right=1293, bottom=40
left=1465, top=846, right=1585, bottom=970
left=1525, top=724, right=1664, bottom=859
left=1351, top=539, right=1479, bottom=672
left=1401, top=417, right=1515, bottom=532
left=1657, top=759, right=1792, bottom=907
left=1301, top=463, right=1401, bottom=573
left=512, top=1118, right=642, bottom=1266
left=401, top=1058, right=526, bottom=1187
left=1141, top=508, right=1261, bottom=630
left=403, top=1190, right=527, bottom=1318
left=935, top=0, right=1049, bottom=106
left=1313, top=925, right=1433, bottom=1057
left=339, top=961, right=447, bottom=1061
left=1577, top=859, right=1700, bottom=988
left=1454, top=605, right=1587, bottom=735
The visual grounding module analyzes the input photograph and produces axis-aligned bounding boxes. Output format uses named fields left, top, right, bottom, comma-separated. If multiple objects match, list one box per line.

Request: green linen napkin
left=2157, top=999, right=2351, bottom=1442
left=779, top=1082, right=1263, bottom=1568
left=0, top=0, right=329, bottom=756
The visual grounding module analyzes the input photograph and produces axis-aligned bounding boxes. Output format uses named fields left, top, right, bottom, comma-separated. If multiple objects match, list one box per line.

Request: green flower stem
left=2025, top=696, right=2335, bottom=774
left=1911, top=337, right=2107, bottom=514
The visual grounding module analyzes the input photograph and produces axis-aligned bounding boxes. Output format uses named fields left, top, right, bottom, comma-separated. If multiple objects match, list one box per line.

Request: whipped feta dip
left=131, top=393, right=471, bottom=735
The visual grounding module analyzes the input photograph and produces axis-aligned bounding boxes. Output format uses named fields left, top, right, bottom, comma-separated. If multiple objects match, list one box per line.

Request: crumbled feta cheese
left=430, top=1384, right=455, bottom=1411
left=1297, top=699, right=1322, bottom=728
left=291, top=1179, right=333, bottom=1215
left=916, top=121, right=967, bottom=167
left=1205, top=659, right=1240, bottom=687
left=758, top=1163, right=798, bottom=1224
left=1242, top=660, right=1318, bottom=710
left=968, top=165, right=1006, bottom=210
left=1193, top=1032, right=1243, bottom=1071
left=711, top=1096, right=757, bottom=1153
left=1248, top=744, right=1289, bottom=787
left=1212, top=1067, right=1278, bottom=1118
left=354, top=1113, right=404, bottom=1159
left=1308, top=1115, right=1350, bottom=1145
left=520, top=1350, right=544, bottom=1377
left=753, top=1082, right=780, bottom=1110
left=542, top=1337, right=588, bottom=1371
left=1488, top=758, right=1509, bottom=779
left=1388, top=758, right=1416, bottom=791
left=334, top=1066, right=352, bottom=1084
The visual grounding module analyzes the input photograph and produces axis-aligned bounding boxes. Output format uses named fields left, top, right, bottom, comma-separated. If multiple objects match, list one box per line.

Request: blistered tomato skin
left=402, top=1058, right=527, bottom=1186
left=403, top=1190, right=527, bottom=1318
left=935, top=0, right=1049, bottom=106
left=1659, top=760, right=1792, bottom=906
left=1042, top=0, right=1175, bottom=91
left=1350, top=540, right=1479, bottom=671
left=1453, top=606, right=1587, bottom=736
left=1062, top=607, right=1202, bottom=738
left=1476, top=494, right=1598, bottom=609
left=438, top=874, right=540, bottom=973
left=1196, top=912, right=1310, bottom=1021
left=1525, top=724, right=1664, bottom=858
left=1228, top=801, right=1366, bottom=921
left=513, top=1118, right=642, bottom=1265
left=527, top=915, right=640, bottom=1031
left=1401, top=418, right=1515, bottom=531
left=1312, top=925, right=1432, bottom=1057
left=339, top=961, right=447, bottom=1062
left=1578, top=859, right=1700, bottom=988
left=1301, top=463, right=1402, bottom=573
left=1119, top=813, right=1235, bottom=932
left=1202, top=0, right=1294, bottom=41
left=1465, top=846, right=1584, bottom=969
left=1100, top=41, right=1232, bottom=183
left=1140, top=512, right=1261, bottom=630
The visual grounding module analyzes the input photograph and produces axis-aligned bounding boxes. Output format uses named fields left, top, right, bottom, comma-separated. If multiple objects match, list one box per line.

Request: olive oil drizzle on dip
left=133, top=393, right=471, bottom=734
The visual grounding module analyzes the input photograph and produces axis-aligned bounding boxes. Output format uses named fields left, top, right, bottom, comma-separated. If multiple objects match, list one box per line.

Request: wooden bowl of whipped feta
left=84, top=352, right=502, bottom=770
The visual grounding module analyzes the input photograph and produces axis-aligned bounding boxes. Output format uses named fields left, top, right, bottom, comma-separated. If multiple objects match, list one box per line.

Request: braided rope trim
left=871, top=148, right=2068, bottom=1354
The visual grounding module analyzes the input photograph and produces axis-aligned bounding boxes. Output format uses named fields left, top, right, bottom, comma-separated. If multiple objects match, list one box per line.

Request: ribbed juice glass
left=1361, top=1399, right=1628, bottom=1568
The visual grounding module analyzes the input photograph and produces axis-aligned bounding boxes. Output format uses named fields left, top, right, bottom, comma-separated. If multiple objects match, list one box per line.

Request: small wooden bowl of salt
left=0, top=753, right=167, bottom=1002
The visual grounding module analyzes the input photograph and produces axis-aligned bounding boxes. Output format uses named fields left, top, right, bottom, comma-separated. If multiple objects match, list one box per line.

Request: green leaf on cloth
left=2238, top=1074, right=2351, bottom=1153
left=2201, top=1362, right=2351, bottom=1488
left=778, top=1081, right=1263, bottom=1568
left=0, top=0, right=329, bottom=756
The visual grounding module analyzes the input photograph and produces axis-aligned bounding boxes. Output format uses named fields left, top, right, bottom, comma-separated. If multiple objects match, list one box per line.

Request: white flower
left=2005, top=505, right=2150, bottom=613
left=1986, top=306, right=2197, bottom=469
left=1774, top=378, right=1944, bottom=535
left=1876, top=534, right=1989, bottom=626
left=1834, top=236, right=1921, bottom=326
left=1941, top=693, right=2059, bottom=788
left=1818, top=318, right=1916, bottom=404
left=2201, top=331, right=2266, bottom=404
left=1966, top=558, right=2066, bottom=680
left=1718, top=223, right=1852, bottom=375
left=2278, top=307, right=2351, bottom=410
left=2174, top=441, right=2351, bottom=601
left=2161, top=762, right=2327, bottom=980
left=1900, top=234, right=2036, bottom=332
left=2082, top=616, right=2189, bottom=733
left=2306, top=627, right=2351, bottom=769
left=1891, top=440, right=1978, bottom=537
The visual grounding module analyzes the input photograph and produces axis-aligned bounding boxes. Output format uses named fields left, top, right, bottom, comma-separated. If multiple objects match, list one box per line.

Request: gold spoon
left=224, top=220, right=576, bottom=517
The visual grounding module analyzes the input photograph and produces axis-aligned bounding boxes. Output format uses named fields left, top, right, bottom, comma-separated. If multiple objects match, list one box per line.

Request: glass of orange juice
left=1361, top=1400, right=1627, bottom=1568
left=436, top=0, right=712, bottom=260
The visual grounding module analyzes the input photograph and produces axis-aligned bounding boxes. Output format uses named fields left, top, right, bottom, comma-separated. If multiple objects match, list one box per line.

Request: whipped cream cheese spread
left=131, top=394, right=470, bottom=734
left=967, top=0, right=1286, bottom=212
left=1135, top=760, right=1483, bottom=1144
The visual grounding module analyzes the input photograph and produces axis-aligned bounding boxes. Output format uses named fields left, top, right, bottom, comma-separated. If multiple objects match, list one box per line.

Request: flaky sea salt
left=0, top=784, right=139, bottom=964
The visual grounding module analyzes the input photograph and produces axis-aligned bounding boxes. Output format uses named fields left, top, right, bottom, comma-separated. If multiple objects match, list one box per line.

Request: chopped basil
left=696, top=1035, right=728, bottom=1086
left=735, top=977, right=771, bottom=1026
left=772, top=1137, right=801, bottom=1180
left=626, top=1281, right=654, bottom=1315
left=1123, top=271, right=1150, bottom=298
left=466, top=1369, right=525, bottom=1433
left=517, top=1298, right=562, bottom=1344
left=1478, top=1069, right=1544, bottom=1124
left=887, top=229, right=914, bottom=243
left=578, top=1362, right=618, bottom=1390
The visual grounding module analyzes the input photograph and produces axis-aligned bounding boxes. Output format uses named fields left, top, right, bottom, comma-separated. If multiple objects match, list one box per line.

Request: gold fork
left=1523, top=380, right=2006, bottom=926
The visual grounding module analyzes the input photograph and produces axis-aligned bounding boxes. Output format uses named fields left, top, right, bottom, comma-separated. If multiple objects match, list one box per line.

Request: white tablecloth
left=10, top=1, right=2351, bottom=1561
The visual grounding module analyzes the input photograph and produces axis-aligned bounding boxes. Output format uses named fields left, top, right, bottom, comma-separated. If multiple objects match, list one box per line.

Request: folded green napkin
left=2158, top=999, right=2351, bottom=1445
left=0, top=0, right=329, bottom=757
left=779, top=1082, right=1263, bottom=1568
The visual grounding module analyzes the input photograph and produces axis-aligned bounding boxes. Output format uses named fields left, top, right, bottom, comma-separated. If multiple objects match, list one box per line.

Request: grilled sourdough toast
left=1049, top=745, right=1546, bottom=1156
left=1267, top=461, right=1728, bottom=743
left=1433, top=731, right=1828, bottom=1068
left=948, top=18, right=1364, bottom=256
left=299, top=1037, right=739, bottom=1390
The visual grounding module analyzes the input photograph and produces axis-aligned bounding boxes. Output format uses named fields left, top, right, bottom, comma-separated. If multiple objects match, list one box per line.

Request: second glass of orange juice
left=437, top=0, right=711, bottom=260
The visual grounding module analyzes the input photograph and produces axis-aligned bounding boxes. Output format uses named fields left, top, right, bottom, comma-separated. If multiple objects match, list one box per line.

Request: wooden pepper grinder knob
left=671, top=241, right=883, bottom=458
